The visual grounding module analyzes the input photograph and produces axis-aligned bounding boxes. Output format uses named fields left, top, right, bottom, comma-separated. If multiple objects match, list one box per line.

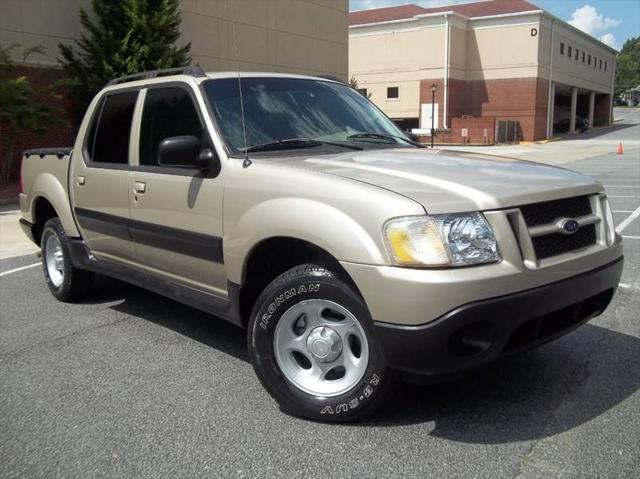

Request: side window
left=139, top=87, right=204, bottom=166
left=87, top=91, right=138, bottom=164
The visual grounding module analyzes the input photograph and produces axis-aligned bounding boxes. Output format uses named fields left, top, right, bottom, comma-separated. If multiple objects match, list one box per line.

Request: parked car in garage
left=554, top=116, right=589, bottom=133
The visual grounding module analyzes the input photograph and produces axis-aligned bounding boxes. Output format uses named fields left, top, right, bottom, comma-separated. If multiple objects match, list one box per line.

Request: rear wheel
left=41, top=218, right=94, bottom=302
left=248, top=264, right=394, bottom=421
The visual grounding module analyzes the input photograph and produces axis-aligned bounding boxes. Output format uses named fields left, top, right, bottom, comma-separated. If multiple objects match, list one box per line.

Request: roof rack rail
left=317, top=75, right=345, bottom=84
left=106, top=66, right=206, bottom=86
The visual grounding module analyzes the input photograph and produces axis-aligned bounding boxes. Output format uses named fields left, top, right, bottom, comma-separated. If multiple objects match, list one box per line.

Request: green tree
left=615, top=36, right=640, bottom=99
left=0, top=45, right=58, bottom=183
left=59, top=0, right=191, bottom=114
left=349, top=76, right=372, bottom=99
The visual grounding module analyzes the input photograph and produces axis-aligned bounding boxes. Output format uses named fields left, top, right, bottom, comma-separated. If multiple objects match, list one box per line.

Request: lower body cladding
left=373, top=257, right=623, bottom=376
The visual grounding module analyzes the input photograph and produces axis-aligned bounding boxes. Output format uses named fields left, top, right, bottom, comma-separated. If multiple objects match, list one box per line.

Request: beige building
left=0, top=0, right=347, bottom=174
left=1, top=0, right=348, bottom=78
left=349, top=0, right=616, bottom=142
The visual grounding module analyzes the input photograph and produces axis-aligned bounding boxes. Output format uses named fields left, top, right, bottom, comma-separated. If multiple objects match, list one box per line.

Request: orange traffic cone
left=617, top=142, right=624, bottom=155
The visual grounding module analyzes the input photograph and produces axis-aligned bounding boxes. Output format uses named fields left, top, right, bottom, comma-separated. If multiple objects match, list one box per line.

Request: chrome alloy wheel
left=274, top=299, right=370, bottom=397
left=45, top=234, right=65, bottom=287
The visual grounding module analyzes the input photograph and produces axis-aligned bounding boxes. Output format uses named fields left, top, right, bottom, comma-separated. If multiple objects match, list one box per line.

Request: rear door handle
left=134, top=181, right=146, bottom=194
left=77, top=176, right=86, bottom=186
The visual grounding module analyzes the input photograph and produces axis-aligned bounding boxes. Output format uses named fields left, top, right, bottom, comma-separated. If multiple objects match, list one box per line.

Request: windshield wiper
left=347, top=132, right=423, bottom=147
left=242, top=138, right=362, bottom=153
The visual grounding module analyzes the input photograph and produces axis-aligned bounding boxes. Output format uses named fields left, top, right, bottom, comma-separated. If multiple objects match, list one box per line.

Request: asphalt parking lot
left=1, top=117, right=639, bottom=478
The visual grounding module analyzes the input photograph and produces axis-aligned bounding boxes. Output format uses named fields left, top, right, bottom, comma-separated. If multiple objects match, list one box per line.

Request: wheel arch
left=30, top=172, right=80, bottom=241
left=236, top=236, right=363, bottom=327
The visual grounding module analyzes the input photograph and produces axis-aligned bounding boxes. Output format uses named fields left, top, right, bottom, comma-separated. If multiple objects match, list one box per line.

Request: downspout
left=609, top=59, right=616, bottom=126
left=443, top=14, right=451, bottom=129
left=546, top=17, right=555, bottom=138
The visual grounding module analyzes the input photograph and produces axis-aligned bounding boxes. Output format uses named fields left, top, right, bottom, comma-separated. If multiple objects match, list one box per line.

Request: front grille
left=531, top=224, right=596, bottom=259
left=520, top=195, right=592, bottom=227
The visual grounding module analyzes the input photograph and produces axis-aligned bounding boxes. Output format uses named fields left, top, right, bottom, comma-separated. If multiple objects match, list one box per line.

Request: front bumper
left=372, top=256, right=623, bottom=376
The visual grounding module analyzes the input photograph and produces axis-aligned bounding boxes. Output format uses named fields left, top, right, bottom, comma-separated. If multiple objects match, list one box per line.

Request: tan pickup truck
left=19, top=67, right=623, bottom=421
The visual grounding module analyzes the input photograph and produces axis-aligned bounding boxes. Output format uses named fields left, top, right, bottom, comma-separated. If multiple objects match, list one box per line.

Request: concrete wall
left=349, top=17, right=446, bottom=119
left=180, top=0, right=348, bottom=79
left=0, top=0, right=349, bottom=79
left=0, top=0, right=91, bottom=66
left=537, top=16, right=615, bottom=94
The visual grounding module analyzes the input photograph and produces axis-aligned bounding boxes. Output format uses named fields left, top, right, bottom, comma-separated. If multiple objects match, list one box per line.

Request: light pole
left=430, top=83, right=436, bottom=148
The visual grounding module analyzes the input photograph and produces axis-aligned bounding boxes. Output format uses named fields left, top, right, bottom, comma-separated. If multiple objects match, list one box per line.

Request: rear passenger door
left=127, top=85, right=226, bottom=297
left=71, top=90, right=138, bottom=263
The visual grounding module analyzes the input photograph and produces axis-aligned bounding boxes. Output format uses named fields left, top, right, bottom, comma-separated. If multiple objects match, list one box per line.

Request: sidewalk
left=0, top=207, right=38, bottom=260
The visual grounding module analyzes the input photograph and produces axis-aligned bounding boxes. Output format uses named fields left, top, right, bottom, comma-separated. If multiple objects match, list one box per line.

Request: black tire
left=41, top=217, right=94, bottom=302
left=248, top=264, right=394, bottom=422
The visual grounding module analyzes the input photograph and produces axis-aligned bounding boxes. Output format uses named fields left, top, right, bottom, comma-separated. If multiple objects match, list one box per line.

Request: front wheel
left=41, top=217, right=94, bottom=302
left=248, top=264, right=394, bottom=422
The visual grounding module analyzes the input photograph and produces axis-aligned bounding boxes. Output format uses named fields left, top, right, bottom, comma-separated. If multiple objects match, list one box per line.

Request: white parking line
left=608, top=195, right=640, bottom=198
left=0, top=262, right=40, bottom=277
left=623, top=235, right=640, bottom=240
left=613, top=210, right=634, bottom=213
left=604, top=185, right=640, bottom=188
left=616, top=205, right=640, bottom=233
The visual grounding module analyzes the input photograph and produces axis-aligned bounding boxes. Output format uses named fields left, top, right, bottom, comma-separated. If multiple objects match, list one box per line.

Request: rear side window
left=139, top=87, right=204, bottom=166
left=87, top=91, right=138, bottom=164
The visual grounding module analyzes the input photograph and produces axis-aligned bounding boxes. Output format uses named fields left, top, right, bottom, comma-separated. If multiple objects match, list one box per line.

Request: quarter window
left=139, top=87, right=205, bottom=166
left=387, top=87, right=399, bottom=99
left=87, top=91, right=138, bottom=164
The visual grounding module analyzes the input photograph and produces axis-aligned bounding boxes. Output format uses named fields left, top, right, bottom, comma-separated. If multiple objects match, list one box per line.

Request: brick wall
left=418, top=77, right=549, bottom=142
left=416, top=116, right=495, bottom=144
left=0, top=66, right=78, bottom=182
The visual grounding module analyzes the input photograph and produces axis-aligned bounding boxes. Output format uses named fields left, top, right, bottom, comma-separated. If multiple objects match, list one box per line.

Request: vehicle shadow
left=87, top=276, right=639, bottom=444
left=556, top=121, right=637, bottom=139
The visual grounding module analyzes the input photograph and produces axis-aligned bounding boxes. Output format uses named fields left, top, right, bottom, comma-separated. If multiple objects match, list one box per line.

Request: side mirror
left=157, top=135, right=217, bottom=171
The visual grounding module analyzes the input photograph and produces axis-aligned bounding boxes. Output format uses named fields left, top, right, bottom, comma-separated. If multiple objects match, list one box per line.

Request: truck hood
left=279, top=148, right=602, bottom=214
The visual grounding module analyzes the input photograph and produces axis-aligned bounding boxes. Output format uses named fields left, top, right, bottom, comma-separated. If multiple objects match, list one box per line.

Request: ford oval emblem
left=560, top=218, right=580, bottom=234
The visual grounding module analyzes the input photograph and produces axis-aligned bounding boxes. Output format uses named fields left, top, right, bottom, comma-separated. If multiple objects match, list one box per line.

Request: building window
left=582, top=52, right=585, bottom=63
left=560, top=42, right=565, bottom=55
left=356, top=88, right=368, bottom=97
left=568, top=46, right=572, bottom=57
left=599, top=59, right=602, bottom=69
left=387, top=87, right=399, bottom=99
left=593, top=56, right=597, bottom=68
left=588, top=54, right=591, bottom=65
left=604, top=61, right=607, bottom=71
left=575, top=48, right=579, bottom=60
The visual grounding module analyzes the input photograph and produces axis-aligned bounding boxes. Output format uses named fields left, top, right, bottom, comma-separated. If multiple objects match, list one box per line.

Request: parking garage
left=551, top=83, right=611, bottom=135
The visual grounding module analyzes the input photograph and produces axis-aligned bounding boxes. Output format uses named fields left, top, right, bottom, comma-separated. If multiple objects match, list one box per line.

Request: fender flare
left=224, top=198, right=387, bottom=285
left=30, top=172, right=80, bottom=238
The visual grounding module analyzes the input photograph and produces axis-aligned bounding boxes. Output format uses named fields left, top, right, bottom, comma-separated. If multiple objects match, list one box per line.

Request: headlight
left=384, top=213, right=500, bottom=267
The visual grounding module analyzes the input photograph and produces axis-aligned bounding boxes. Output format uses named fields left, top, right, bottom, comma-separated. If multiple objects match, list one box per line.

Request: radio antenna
left=238, top=72, right=251, bottom=167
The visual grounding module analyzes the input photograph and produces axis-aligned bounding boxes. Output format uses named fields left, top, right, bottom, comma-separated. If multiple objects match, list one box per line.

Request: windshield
left=202, top=77, right=413, bottom=154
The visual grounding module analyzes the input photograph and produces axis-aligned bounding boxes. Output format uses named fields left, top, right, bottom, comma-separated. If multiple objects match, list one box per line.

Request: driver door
left=127, top=85, right=226, bottom=297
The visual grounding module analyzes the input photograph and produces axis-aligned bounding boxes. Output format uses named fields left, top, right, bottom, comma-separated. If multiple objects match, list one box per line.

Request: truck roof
left=103, top=67, right=342, bottom=93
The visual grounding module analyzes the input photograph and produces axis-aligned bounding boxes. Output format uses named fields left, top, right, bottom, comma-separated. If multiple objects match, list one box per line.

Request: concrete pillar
left=588, top=91, right=595, bottom=129
left=570, top=87, right=578, bottom=134
left=547, top=81, right=555, bottom=138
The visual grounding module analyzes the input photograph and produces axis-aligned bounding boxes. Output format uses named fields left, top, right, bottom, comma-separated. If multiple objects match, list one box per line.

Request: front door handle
left=134, top=181, right=146, bottom=194
left=77, top=176, right=86, bottom=186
